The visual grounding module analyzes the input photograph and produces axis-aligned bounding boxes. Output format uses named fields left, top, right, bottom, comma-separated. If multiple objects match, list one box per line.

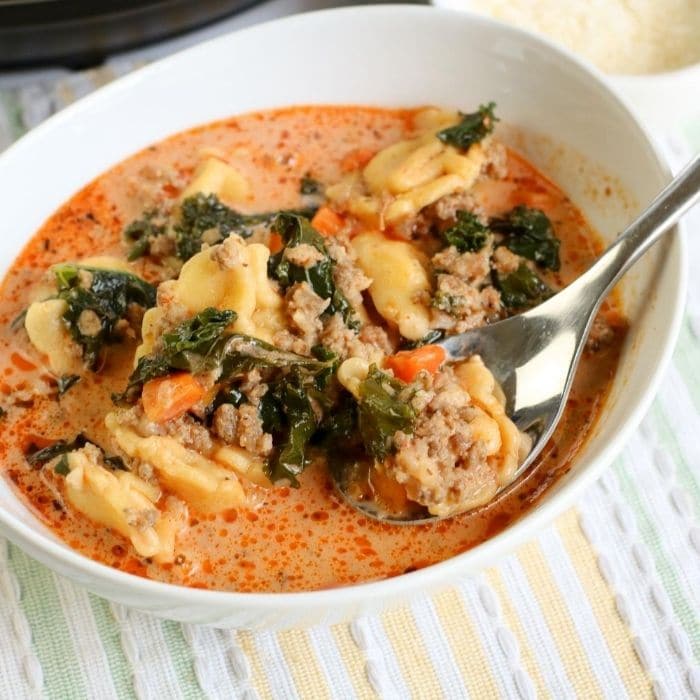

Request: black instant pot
left=0, top=0, right=264, bottom=68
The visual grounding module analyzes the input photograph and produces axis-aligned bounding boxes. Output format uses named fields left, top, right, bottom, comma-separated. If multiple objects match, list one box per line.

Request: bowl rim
left=0, top=4, right=688, bottom=611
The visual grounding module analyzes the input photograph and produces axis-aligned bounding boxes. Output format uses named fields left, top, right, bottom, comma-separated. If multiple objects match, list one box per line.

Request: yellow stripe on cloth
left=559, top=509, right=652, bottom=698
left=236, top=631, right=274, bottom=700
left=517, top=540, right=603, bottom=697
left=431, top=588, right=501, bottom=697
left=485, top=568, right=552, bottom=699
left=330, top=624, right=378, bottom=699
left=276, top=629, right=332, bottom=699
left=380, top=605, right=443, bottom=696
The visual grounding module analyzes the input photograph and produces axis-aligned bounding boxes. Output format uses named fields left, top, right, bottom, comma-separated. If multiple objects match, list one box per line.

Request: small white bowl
left=432, top=0, right=700, bottom=133
left=0, top=5, right=686, bottom=629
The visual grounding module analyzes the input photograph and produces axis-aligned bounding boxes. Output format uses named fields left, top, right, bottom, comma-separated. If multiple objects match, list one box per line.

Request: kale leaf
left=175, top=193, right=317, bottom=262
left=175, top=194, right=247, bottom=261
left=495, top=261, right=553, bottom=308
left=490, top=205, right=560, bottom=270
left=264, top=373, right=318, bottom=486
left=26, top=434, right=87, bottom=467
left=437, top=103, right=498, bottom=150
left=54, top=455, right=70, bottom=476
left=357, top=365, right=416, bottom=460
left=114, top=308, right=235, bottom=402
left=53, top=264, right=156, bottom=369
left=57, top=374, right=80, bottom=396
left=269, top=213, right=359, bottom=330
left=300, top=176, right=322, bottom=195
left=123, top=211, right=166, bottom=261
left=115, top=307, right=330, bottom=403
left=220, top=335, right=328, bottom=380
left=442, top=210, right=490, bottom=252
left=432, top=291, right=463, bottom=315
left=161, top=308, right=237, bottom=373
left=401, top=329, right=444, bottom=350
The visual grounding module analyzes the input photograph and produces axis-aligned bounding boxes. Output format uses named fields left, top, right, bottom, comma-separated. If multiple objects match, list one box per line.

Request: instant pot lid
left=0, top=0, right=264, bottom=68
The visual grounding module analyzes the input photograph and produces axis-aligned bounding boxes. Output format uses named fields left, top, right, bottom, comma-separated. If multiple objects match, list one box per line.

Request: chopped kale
left=53, top=264, right=156, bottom=370
left=211, top=386, right=247, bottom=413
left=115, top=307, right=330, bottom=403
left=11, top=308, right=27, bottom=331
left=300, top=175, right=323, bottom=195
left=175, top=193, right=317, bottom=262
left=401, top=329, right=444, bottom=350
left=264, top=372, right=318, bottom=486
left=490, top=206, right=560, bottom=270
left=161, top=308, right=237, bottom=374
left=26, top=434, right=87, bottom=467
left=103, top=455, right=128, bottom=471
left=310, top=345, right=337, bottom=362
left=220, top=334, right=329, bottom=380
left=432, top=291, right=462, bottom=315
left=437, top=103, right=498, bottom=150
left=54, top=454, right=70, bottom=476
left=123, top=211, right=166, bottom=261
left=175, top=194, right=247, bottom=261
left=57, top=374, right=80, bottom=396
left=269, top=213, right=359, bottom=330
left=442, top=211, right=490, bottom=252
left=495, top=261, right=553, bottom=308
left=258, top=389, right=284, bottom=435
left=357, top=365, right=416, bottom=460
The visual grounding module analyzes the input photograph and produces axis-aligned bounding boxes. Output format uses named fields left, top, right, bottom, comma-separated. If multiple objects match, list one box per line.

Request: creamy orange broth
left=0, top=107, right=625, bottom=592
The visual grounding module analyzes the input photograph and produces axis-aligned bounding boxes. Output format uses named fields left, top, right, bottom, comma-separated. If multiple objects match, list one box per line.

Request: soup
left=0, top=105, right=626, bottom=592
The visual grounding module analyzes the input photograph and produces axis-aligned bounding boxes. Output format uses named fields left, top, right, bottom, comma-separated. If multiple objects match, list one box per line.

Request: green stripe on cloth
left=8, top=543, right=87, bottom=700
left=651, top=401, right=700, bottom=519
left=161, top=620, right=206, bottom=699
left=614, top=459, right=700, bottom=662
left=88, top=596, right=136, bottom=700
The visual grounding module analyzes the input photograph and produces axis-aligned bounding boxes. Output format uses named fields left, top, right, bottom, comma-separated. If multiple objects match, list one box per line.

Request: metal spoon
left=336, top=153, right=700, bottom=524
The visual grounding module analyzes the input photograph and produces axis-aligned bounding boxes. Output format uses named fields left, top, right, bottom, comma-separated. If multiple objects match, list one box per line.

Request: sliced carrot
left=141, top=372, right=205, bottom=423
left=311, top=206, right=345, bottom=236
left=384, top=344, right=446, bottom=383
left=340, top=147, right=376, bottom=173
left=268, top=232, right=283, bottom=254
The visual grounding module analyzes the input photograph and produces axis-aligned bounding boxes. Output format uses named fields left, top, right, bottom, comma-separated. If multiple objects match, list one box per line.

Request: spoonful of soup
left=334, top=153, right=700, bottom=524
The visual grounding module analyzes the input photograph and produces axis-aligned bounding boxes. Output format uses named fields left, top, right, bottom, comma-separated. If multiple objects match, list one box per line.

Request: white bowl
left=0, top=5, right=686, bottom=629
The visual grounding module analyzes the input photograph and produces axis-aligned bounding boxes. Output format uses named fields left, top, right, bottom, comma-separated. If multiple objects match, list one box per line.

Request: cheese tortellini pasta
left=327, top=108, right=488, bottom=227
left=64, top=445, right=183, bottom=562
left=351, top=231, right=432, bottom=341
left=106, top=413, right=251, bottom=513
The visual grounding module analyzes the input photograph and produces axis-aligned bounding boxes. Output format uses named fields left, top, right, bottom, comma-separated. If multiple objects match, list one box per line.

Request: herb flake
left=437, top=103, right=498, bottom=150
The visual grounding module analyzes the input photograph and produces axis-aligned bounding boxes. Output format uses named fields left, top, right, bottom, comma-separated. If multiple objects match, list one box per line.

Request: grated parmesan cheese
left=463, top=0, right=700, bottom=74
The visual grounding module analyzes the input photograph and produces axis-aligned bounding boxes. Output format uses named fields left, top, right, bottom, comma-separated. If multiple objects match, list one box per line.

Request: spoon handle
left=571, top=153, right=700, bottom=306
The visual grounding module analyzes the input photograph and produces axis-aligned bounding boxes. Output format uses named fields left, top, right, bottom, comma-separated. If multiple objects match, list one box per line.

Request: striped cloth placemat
left=1, top=14, right=700, bottom=699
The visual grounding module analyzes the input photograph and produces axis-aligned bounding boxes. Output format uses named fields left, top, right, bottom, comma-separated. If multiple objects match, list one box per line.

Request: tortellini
left=327, top=109, right=488, bottom=227
left=455, top=355, right=526, bottom=485
left=24, top=299, right=80, bottom=375
left=64, top=445, right=181, bottom=562
left=136, top=235, right=285, bottom=361
left=352, top=231, right=432, bottom=341
left=180, top=157, right=249, bottom=204
left=106, top=413, right=247, bottom=514
left=174, top=237, right=285, bottom=342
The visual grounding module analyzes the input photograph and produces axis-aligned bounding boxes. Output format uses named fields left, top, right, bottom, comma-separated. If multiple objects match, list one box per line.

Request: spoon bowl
left=336, top=153, right=700, bottom=524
